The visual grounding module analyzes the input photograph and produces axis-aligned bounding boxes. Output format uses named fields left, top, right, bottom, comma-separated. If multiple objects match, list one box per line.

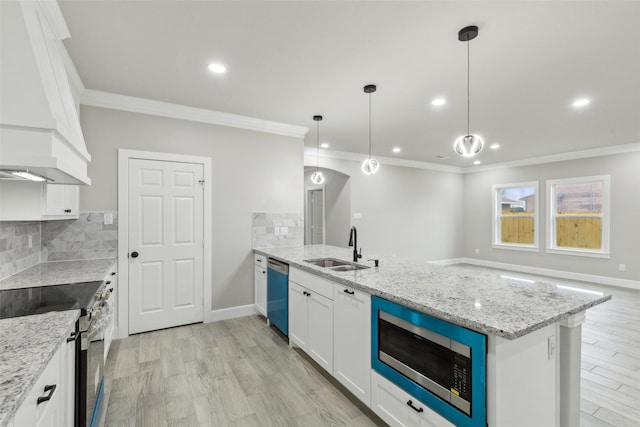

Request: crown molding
left=304, top=148, right=464, bottom=174
left=80, top=89, right=309, bottom=139
left=465, top=142, right=640, bottom=174
left=305, top=142, right=640, bottom=175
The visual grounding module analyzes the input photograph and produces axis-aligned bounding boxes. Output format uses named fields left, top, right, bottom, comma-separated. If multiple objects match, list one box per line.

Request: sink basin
left=303, top=258, right=371, bottom=271
left=304, top=258, right=351, bottom=268
left=330, top=264, right=370, bottom=272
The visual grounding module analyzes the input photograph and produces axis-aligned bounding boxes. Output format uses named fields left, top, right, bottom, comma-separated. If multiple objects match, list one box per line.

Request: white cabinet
left=43, top=184, right=79, bottom=219
left=333, top=283, right=371, bottom=406
left=371, top=371, right=455, bottom=427
left=11, top=327, right=76, bottom=427
left=288, top=268, right=334, bottom=374
left=0, top=181, right=79, bottom=221
left=253, top=254, right=267, bottom=316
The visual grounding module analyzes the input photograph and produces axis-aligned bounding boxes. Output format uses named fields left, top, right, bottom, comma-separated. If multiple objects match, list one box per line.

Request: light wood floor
left=100, top=283, right=640, bottom=427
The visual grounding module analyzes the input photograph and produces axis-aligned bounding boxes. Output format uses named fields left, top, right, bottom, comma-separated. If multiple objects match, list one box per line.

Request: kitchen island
left=254, top=244, right=611, bottom=427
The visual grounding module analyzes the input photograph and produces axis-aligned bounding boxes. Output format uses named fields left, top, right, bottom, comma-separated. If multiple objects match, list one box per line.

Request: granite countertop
left=0, top=259, right=116, bottom=291
left=254, top=245, right=612, bottom=340
left=0, top=310, right=80, bottom=426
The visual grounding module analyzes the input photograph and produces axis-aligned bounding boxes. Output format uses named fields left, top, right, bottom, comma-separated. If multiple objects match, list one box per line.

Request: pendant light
left=310, top=115, right=326, bottom=185
left=454, top=25, right=484, bottom=157
left=361, top=84, right=380, bottom=175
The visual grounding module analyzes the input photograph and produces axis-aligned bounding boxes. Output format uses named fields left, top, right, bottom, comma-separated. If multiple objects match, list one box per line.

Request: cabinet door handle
left=67, top=331, right=77, bottom=342
left=262, top=270, right=266, bottom=274
left=37, top=384, right=57, bottom=404
left=343, top=289, right=355, bottom=295
left=303, top=291, right=311, bottom=297
left=64, top=209, right=72, bottom=213
left=111, top=272, right=116, bottom=276
left=106, top=281, right=111, bottom=285
left=406, top=400, right=424, bottom=413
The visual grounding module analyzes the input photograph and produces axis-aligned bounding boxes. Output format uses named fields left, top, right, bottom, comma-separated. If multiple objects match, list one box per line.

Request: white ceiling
left=59, top=1, right=640, bottom=168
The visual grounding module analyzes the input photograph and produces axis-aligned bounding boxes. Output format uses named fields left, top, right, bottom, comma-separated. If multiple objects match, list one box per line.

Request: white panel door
left=128, top=159, right=204, bottom=334
left=309, top=189, right=324, bottom=244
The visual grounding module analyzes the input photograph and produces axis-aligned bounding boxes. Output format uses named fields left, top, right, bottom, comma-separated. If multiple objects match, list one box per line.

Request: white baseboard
left=204, top=304, right=257, bottom=323
left=428, top=257, right=466, bottom=266
left=457, top=257, right=640, bottom=291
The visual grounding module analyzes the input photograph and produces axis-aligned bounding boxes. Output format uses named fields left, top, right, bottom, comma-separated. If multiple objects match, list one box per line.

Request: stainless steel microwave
left=372, top=296, right=487, bottom=427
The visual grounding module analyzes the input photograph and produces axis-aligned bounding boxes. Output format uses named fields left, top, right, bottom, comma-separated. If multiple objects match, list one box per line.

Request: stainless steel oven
left=371, top=296, right=487, bottom=427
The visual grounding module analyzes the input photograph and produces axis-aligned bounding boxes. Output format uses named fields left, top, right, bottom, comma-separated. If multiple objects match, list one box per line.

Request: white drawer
left=371, top=370, right=455, bottom=427
left=254, top=253, right=267, bottom=268
left=290, top=267, right=333, bottom=300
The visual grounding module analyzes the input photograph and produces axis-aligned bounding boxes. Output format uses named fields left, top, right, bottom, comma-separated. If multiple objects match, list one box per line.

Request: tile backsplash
left=0, top=222, right=41, bottom=280
left=252, top=212, right=303, bottom=248
left=42, top=212, right=118, bottom=261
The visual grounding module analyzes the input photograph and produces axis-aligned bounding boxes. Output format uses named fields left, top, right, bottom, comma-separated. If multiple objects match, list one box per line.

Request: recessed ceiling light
left=431, top=98, right=446, bottom=106
left=473, top=160, right=481, bottom=165
left=490, top=143, right=500, bottom=150
left=208, top=63, right=226, bottom=74
left=320, top=143, right=329, bottom=149
left=572, top=98, right=590, bottom=108
left=392, top=147, right=401, bottom=153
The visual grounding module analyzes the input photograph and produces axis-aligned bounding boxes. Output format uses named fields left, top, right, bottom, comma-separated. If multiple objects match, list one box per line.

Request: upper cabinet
left=0, top=0, right=91, bottom=185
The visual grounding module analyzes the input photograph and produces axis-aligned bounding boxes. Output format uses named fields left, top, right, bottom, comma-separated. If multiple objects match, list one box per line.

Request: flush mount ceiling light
left=208, top=63, right=226, bottom=74
left=454, top=25, right=484, bottom=158
left=310, top=115, right=326, bottom=185
left=432, top=98, right=446, bottom=106
left=392, top=147, right=401, bottom=153
left=362, top=84, right=380, bottom=175
left=490, top=143, right=500, bottom=150
left=572, top=98, right=591, bottom=108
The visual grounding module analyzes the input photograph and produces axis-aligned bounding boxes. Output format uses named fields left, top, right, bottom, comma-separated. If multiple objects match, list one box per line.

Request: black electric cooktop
left=0, top=281, right=103, bottom=319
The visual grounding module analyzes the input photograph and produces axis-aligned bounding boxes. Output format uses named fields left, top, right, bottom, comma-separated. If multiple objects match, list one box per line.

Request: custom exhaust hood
left=0, top=0, right=91, bottom=185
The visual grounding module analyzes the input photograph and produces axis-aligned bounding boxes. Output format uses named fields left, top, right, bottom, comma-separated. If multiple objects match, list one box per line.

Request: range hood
left=0, top=0, right=91, bottom=185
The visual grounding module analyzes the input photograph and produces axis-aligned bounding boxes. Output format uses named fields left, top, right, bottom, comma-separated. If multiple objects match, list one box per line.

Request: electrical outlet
left=274, top=227, right=280, bottom=236
left=104, top=213, right=113, bottom=225
left=280, top=226, right=288, bottom=235
left=619, top=264, right=626, bottom=272
left=475, top=249, right=480, bottom=254
left=353, top=212, right=362, bottom=220
left=28, top=235, right=33, bottom=248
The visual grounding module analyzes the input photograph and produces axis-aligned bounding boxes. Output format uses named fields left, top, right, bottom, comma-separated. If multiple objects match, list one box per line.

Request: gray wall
left=462, top=152, right=640, bottom=280
left=79, top=106, right=303, bottom=310
left=304, top=167, right=351, bottom=247
left=308, top=157, right=465, bottom=261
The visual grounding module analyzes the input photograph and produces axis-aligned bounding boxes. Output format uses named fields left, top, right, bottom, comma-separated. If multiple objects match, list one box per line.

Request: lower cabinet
left=371, top=371, right=455, bottom=427
left=333, top=283, right=371, bottom=406
left=12, top=328, right=76, bottom=427
left=288, top=276, right=334, bottom=374
left=254, top=254, right=267, bottom=316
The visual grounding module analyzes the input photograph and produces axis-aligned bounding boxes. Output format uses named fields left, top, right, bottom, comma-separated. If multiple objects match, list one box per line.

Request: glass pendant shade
left=361, top=158, right=380, bottom=175
left=310, top=170, right=325, bottom=185
left=454, top=134, right=484, bottom=157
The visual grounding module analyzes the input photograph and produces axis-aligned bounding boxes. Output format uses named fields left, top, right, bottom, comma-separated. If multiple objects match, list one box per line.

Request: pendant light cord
left=467, top=38, right=470, bottom=136
left=316, top=120, right=320, bottom=172
left=368, top=92, right=372, bottom=159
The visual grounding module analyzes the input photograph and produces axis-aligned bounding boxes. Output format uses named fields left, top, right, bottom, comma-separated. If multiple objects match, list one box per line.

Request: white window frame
left=492, top=181, right=539, bottom=252
left=546, top=175, right=610, bottom=258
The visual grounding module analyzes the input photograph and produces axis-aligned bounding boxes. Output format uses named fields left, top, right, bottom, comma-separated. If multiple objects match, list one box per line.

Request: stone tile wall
left=41, top=212, right=118, bottom=261
left=0, top=222, right=41, bottom=280
left=252, top=212, right=303, bottom=248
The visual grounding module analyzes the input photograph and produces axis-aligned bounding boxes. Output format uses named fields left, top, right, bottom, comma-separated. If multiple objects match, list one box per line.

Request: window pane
left=555, top=182, right=602, bottom=214
left=499, top=186, right=535, bottom=244
left=556, top=217, right=602, bottom=249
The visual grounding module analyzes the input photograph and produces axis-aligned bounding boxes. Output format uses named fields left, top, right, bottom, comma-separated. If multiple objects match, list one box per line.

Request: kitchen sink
left=329, top=264, right=370, bottom=272
left=303, top=258, right=371, bottom=271
left=304, top=258, right=351, bottom=268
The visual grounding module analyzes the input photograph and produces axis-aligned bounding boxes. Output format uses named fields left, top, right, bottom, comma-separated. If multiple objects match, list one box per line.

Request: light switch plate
left=353, top=212, right=362, bottom=220
left=104, top=213, right=114, bottom=225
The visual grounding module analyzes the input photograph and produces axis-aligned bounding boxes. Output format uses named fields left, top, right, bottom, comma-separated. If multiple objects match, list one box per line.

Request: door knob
left=131, top=251, right=139, bottom=258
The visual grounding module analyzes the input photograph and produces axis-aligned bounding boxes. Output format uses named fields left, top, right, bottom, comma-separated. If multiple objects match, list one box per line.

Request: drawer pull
left=406, top=400, right=423, bottom=413
left=343, top=289, right=355, bottom=295
left=303, top=291, right=311, bottom=297
left=37, top=384, right=57, bottom=404
left=111, top=272, right=116, bottom=276
left=64, top=209, right=72, bottom=213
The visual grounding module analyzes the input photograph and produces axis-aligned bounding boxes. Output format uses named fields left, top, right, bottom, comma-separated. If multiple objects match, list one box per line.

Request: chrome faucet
left=348, top=226, right=362, bottom=262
